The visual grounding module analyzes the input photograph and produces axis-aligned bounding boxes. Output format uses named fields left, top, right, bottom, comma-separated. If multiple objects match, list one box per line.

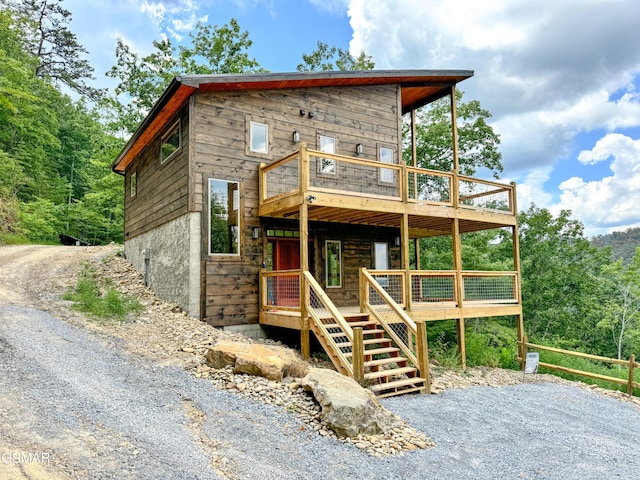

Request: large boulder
left=301, top=368, right=403, bottom=438
left=205, top=340, right=306, bottom=381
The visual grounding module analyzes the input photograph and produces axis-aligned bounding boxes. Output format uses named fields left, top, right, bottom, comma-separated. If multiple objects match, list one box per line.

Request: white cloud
left=554, top=134, right=640, bottom=233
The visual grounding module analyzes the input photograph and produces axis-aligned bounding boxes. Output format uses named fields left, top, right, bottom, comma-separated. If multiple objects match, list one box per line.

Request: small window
left=374, top=242, right=389, bottom=286
left=130, top=171, right=137, bottom=198
left=250, top=121, right=268, bottom=154
left=209, top=178, right=240, bottom=255
left=318, top=135, right=337, bottom=175
left=326, top=240, right=342, bottom=288
left=161, top=121, right=181, bottom=163
left=379, top=147, right=394, bottom=184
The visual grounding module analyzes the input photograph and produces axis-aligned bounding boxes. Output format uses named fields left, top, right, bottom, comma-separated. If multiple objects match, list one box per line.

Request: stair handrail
left=303, top=271, right=357, bottom=376
left=361, top=269, right=419, bottom=367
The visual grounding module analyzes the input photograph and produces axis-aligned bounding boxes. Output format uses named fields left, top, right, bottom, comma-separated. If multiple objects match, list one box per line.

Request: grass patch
left=64, top=266, right=142, bottom=321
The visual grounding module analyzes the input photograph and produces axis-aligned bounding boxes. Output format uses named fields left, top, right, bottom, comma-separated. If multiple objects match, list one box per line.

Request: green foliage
left=64, top=267, right=142, bottom=321
left=104, top=18, right=263, bottom=135
left=18, top=198, right=63, bottom=243
left=403, top=90, right=503, bottom=178
left=297, top=41, right=375, bottom=72
left=519, top=205, right=610, bottom=351
left=592, top=227, right=640, bottom=265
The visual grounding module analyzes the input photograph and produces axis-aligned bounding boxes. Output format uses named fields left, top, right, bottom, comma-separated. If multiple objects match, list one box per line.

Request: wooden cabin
left=112, top=70, right=524, bottom=397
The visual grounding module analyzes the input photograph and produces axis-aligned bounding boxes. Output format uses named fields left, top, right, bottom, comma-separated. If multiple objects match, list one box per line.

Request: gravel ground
left=1, top=245, right=640, bottom=479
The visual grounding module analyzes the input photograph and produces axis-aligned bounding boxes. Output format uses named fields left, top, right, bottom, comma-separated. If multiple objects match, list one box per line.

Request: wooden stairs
left=311, top=312, right=427, bottom=398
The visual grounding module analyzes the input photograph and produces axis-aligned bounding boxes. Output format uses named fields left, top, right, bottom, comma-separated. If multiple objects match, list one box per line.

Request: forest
left=0, top=0, right=638, bottom=387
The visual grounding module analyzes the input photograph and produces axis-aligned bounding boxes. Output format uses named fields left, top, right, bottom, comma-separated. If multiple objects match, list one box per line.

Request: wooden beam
left=401, top=213, right=412, bottom=311
left=299, top=202, right=310, bottom=359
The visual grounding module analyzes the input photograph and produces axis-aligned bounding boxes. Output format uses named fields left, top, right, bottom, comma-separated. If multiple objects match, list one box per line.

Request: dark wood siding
left=192, top=85, right=400, bottom=326
left=124, top=106, right=190, bottom=239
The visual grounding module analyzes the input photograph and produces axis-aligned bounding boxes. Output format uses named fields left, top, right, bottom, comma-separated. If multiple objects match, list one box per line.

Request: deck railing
left=260, top=269, right=301, bottom=312
left=360, top=268, right=430, bottom=390
left=260, top=143, right=515, bottom=214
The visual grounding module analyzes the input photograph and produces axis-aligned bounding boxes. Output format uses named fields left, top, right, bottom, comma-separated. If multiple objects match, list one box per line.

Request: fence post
left=352, top=327, right=365, bottom=385
left=416, top=321, right=431, bottom=394
left=359, top=267, right=368, bottom=313
left=521, top=335, right=528, bottom=372
left=628, top=354, right=636, bottom=396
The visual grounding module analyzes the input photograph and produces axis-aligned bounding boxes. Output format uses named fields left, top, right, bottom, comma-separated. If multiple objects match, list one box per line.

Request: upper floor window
left=250, top=121, right=268, bottom=154
left=318, top=135, right=337, bottom=175
left=209, top=178, right=240, bottom=255
left=130, top=171, right=137, bottom=198
left=161, top=121, right=181, bottom=163
left=379, top=146, right=394, bottom=184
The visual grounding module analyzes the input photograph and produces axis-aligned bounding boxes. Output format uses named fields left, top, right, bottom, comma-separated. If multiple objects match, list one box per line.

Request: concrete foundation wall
left=125, top=212, right=201, bottom=318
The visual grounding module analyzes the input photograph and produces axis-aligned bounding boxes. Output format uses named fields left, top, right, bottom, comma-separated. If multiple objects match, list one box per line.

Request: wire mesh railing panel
left=368, top=273, right=405, bottom=305
left=458, top=178, right=512, bottom=213
left=410, top=272, right=456, bottom=304
left=368, top=305, right=417, bottom=367
left=264, top=156, right=299, bottom=199
left=408, top=169, right=452, bottom=203
left=308, top=283, right=353, bottom=357
left=308, top=155, right=401, bottom=198
left=265, top=273, right=300, bottom=308
left=462, top=273, right=517, bottom=303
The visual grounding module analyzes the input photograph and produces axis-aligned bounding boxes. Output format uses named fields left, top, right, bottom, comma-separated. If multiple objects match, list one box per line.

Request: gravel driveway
left=2, top=304, right=640, bottom=479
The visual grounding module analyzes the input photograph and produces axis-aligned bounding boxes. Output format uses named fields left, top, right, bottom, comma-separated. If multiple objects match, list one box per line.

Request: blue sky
left=64, top=0, right=640, bottom=238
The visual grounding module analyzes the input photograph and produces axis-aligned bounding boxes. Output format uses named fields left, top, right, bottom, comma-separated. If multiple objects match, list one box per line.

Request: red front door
left=273, top=239, right=300, bottom=307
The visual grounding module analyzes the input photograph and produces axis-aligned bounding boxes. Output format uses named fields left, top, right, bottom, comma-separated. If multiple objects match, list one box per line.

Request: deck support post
left=416, top=321, right=431, bottom=393
left=401, top=213, right=412, bottom=311
left=353, top=327, right=365, bottom=384
left=299, top=200, right=310, bottom=359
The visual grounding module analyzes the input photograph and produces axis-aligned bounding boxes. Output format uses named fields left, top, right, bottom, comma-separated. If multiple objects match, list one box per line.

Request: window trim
left=208, top=178, right=241, bottom=257
left=317, top=134, right=338, bottom=176
left=246, top=117, right=271, bottom=158
left=130, top=171, right=137, bottom=198
left=160, top=120, right=181, bottom=164
left=378, top=145, right=395, bottom=184
left=325, top=240, right=342, bottom=288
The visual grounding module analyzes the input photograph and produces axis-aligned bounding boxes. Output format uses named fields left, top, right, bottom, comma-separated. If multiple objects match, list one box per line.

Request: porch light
left=252, top=227, right=260, bottom=239
left=356, top=143, right=363, bottom=155
left=292, top=130, right=300, bottom=143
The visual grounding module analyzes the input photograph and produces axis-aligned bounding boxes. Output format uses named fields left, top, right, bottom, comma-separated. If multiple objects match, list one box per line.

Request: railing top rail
left=522, top=341, right=633, bottom=367
left=406, top=165, right=454, bottom=179
left=261, top=150, right=300, bottom=172
left=303, top=271, right=354, bottom=342
left=261, top=268, right=301, bottom=276
left=461, top=270, right=518, bottom=276
left=457, top=174, right=514, bottom=190
left=305, top=148, right=403, bottom=171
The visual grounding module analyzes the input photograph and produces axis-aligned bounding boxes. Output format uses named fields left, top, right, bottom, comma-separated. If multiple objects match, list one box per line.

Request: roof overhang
left=112, top=69, right=473, bottom=173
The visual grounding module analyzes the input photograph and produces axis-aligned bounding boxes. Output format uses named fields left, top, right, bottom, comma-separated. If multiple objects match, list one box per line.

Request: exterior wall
left=124, top=105, right=190, bottom=239
left=310, top=223, right=401, bottom=307
left=124, top=212, right=201, bottom=318
left=192, top=85, right=401, bottom=326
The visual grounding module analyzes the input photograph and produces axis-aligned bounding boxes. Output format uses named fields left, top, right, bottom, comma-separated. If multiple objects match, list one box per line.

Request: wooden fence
left=518, top=336, right=639, bottom=396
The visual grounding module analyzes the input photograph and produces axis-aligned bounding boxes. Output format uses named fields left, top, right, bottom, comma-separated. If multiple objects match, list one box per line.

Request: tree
left=597, top=249, right=640, bottom=359
left=297, top=41, right=375, bottom=72
left=404, top=90, right=502, bottom=178
left=518, top=205, right=609, bottom=350
left=7, top=0, right=101, bottom=100
left=104, top=19, right=262, bottom=135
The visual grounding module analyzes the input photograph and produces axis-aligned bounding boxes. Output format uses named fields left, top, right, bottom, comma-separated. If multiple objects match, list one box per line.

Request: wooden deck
left=260, top=303, right=522, bottom=330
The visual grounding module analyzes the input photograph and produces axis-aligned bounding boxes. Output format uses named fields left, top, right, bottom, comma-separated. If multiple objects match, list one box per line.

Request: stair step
left=335, top=338, right=391, bottom=349
left=364, top=366, right=417, bottom=380
left=364, top=356, right=408, bottom=368
left=369, top=377, right=426, bottom=394
left=327, top=328, right=385, bottom=339
left=375, top=385, right=426, bottom=398
left=344, top=346, right=400, bottom=358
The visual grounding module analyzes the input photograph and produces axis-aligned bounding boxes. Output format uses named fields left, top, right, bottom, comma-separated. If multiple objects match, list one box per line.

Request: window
left=374, top=242, right=389, bottom=286
left=379, top=147, right=394, bottom=184
left=325, top=240, right=342, bottom=288
left=130, top=171, right=137, bottom=198
left=250, top=121, right=268, bottom=154
left=209, top=179, right=240, bottom=255
left=161, top=121, right=180, bottom=163
left=318, top=135, right=336, bottom=175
